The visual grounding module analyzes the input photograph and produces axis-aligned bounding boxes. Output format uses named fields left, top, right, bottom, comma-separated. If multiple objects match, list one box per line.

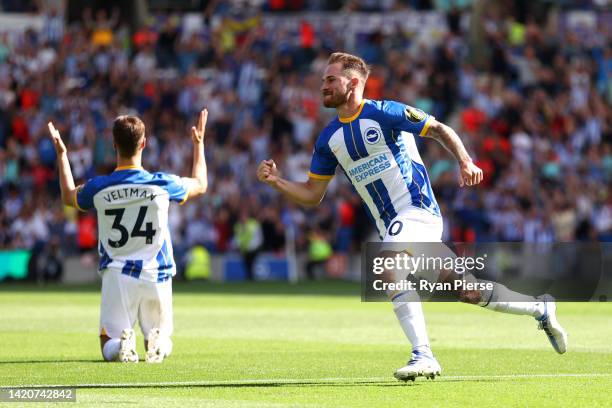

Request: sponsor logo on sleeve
left=405, top=106, right=426, bottom=123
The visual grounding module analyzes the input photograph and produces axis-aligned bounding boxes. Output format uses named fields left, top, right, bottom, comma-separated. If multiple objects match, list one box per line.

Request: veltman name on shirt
left=348, top=154, right=391, bottom=182
left=102, top=187, right=156, bottom=203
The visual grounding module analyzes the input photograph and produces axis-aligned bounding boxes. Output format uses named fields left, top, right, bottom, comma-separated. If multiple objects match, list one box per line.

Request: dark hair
left=112, top=116, right=145, bottom=158
left=327, top=52, right=371, bottom=80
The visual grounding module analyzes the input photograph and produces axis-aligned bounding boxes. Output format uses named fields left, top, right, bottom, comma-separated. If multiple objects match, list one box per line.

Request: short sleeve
left=309, top=139, right=338, bottom=180
left=381, top=100, right=434, bottom=137
left=154, top=173, right=189, bottom=203
left=75, top=179, right=97, bottom=211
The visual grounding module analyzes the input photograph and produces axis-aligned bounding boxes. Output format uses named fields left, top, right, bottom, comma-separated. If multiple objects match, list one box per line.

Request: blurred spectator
left=306, top=227, right=333, bottom=280
left=184, top=245, right=211, bottom=280
left=77, top=212, right=97, bottom=252
left=29, top=237, right=64, bottom=282
left=234, top=208, right=263, bottom=280
left=83, top=7, right=120, bottom=48
left=260, top=206, right=286, bottom=253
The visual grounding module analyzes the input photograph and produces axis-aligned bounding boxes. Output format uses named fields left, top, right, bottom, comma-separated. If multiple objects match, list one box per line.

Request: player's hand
left=47, top=122, right=67, bottom=155
left=257, top=159, right=279, bottom=187
left=459, top=160, right=483, bottom=187
left=191, top=108, right=208, bottom=145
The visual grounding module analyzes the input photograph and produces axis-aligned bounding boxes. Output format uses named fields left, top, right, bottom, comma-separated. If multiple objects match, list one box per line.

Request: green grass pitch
left=1, top=281, right=611, bottom=407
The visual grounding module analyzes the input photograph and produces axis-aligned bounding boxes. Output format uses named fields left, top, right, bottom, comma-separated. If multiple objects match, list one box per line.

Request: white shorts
left=99, top=269, right=173, bottom=340
left=383, top=208, right=443, bottom=243
left=381, top=208, right=454, bottom=285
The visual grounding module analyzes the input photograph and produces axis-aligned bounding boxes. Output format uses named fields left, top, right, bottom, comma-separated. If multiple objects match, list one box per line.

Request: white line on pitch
left=448, top=373, right=612, bottom=380
left=7, top=373, right=612, bottom=389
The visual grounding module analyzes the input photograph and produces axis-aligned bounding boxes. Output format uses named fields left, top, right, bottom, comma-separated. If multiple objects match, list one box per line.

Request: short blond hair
left=327, top=52, right=370, bottom=81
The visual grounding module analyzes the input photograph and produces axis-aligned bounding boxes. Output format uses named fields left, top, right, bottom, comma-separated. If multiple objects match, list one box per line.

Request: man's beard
left=322, top=87, right=350, bottom=108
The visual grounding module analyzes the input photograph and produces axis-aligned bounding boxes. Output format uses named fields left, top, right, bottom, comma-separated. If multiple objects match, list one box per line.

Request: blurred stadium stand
left=0, top=0, right=610, bottom=283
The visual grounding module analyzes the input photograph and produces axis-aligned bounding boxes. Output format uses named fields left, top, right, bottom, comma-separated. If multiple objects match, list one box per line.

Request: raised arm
left=257, top=160, right=330, bottom=207
left=182, top=109, right=209, bottom=201
left=425, top=119, right=483, bottom=187
left=48, top=122, right=79, bottom=208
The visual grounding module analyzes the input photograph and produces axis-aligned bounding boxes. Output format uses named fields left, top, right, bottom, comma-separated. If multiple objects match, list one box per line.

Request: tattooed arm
left=424, top=120, right=483, bottom=187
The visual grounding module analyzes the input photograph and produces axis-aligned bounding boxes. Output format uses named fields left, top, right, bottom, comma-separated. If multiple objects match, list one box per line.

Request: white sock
left=164, top=337, right=173, bottom=357
left=102, top=338, right=121, bottom=361
left=484, top=301, right=544, bottom=317
left=480, top=282, right=545, bottom=318
left=391, top=291, right=431, bottom=352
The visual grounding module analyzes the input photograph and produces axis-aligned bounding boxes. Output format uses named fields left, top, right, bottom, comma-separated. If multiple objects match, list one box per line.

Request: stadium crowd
left=0, top=1, right=610, bottom=272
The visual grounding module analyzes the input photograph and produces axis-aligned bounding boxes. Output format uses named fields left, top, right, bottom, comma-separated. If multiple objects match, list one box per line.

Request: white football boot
left=118, top=329, right=139, bottom=363
left=394, top=349, right=442, bottom=382
left=145, top=328, right=171, bottom=363
left=536, top=295, right=568, bottom=354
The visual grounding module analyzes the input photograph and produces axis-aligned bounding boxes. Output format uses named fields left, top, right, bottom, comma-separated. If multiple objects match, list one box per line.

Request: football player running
left=257, top=52, right=567, bottom=381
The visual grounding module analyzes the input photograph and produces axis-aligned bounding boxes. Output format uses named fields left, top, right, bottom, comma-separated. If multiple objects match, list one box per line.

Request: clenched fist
left=257, top=159, right=280, bottom=187
left=459, top=160, right=484, bottom=187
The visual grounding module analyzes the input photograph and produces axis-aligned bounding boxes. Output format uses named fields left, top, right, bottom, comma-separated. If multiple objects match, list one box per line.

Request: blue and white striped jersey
left=76, top=166, right=189, bottom=282
left=309, top=99, right=441, bottom=239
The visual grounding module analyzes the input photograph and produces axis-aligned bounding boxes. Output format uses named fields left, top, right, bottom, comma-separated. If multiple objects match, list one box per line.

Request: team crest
left=364, top=127, right=382, bottom=144
left=405, top=106, right=426, bottom=123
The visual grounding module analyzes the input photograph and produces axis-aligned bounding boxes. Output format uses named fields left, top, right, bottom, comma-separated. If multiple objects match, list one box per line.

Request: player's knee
left=377, top=250, right=397, bottom=274
left=457, top=289, right=481, bottom=304
left=378, top=250, right=397, bottom=259
left=377, top=250, right=401, bottom=282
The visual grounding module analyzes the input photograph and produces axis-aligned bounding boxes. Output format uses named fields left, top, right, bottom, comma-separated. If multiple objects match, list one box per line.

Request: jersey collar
left=114, top=165, right=143, bottom=171
left=338, top=100, right=366, bottom=123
